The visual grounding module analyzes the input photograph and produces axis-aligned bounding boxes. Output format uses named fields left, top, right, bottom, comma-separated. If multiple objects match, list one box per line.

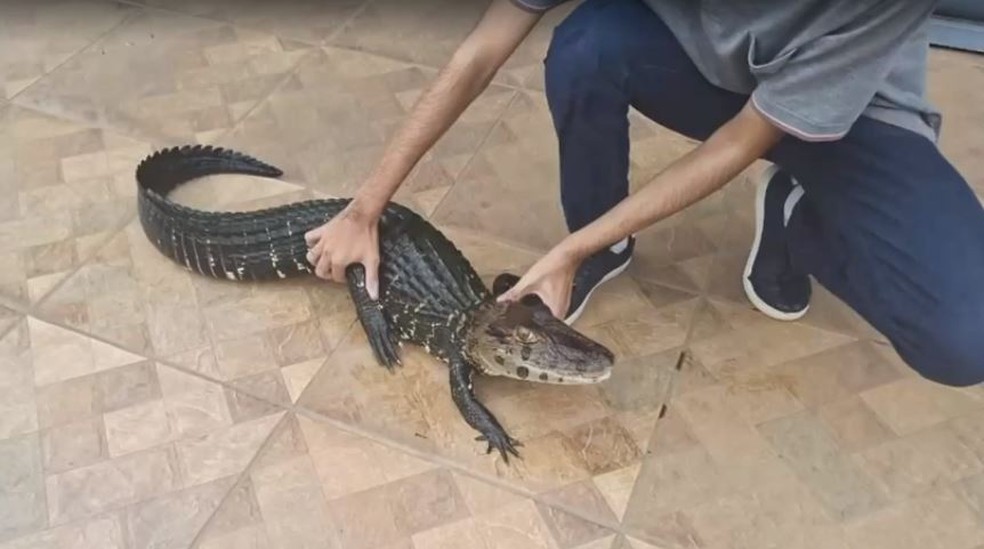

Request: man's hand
left=497, top=244, right=581, bottom=319
left=305, top=203, right=381, bottom=299
left=499, top=99, right=785, bottom=315
left=303, top=0, right=541, bottom=300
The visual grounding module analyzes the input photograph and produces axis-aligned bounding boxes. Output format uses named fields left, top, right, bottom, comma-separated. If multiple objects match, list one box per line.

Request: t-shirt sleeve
left=750, top=1, right=937, bottom=142
left=508, top=0, right=570, bottom=13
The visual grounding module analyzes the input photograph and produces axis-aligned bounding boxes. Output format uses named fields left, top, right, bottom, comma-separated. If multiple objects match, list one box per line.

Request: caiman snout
left=466, top=298, right=615, bottom=384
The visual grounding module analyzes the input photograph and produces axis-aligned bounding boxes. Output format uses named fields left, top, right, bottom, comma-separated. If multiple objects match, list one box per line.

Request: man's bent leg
left=773, top=120, right=984, bottom=386
left=543, top=0, right=747, bottom=322
left=544, top=0, right=747, bottom=232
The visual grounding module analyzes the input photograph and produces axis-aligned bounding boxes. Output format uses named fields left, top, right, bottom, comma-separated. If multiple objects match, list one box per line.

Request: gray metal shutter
left=930, top=0, right=984, bottom=52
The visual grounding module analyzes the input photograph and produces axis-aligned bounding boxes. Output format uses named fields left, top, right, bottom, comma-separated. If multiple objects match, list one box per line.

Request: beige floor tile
left=860, top=376, right=984, bottom=436
left=329, top=0, right=488, bottom=71
left=844, top=485, right=984, bottom=549
left=433, top=90, right=703, bottom=251
left=855, top=424, right=984, bottom=503
left=502, top=2, right=583, bottom=91
left=194, top=413, right=610, bottom=549
left=0, top=305, right=18, bottom=337
left=331, top=0, right=581, bottom=90
left=136, top=0, right=366, bottom=45
left=218, top=46, right=515, bottom=215
left=0, top=432, right=46, bottom=543
left=287, top=226, right=673, bottom=521
left=0, top=514, right=125, bottom=549
left=34, top=174, right=341, bottom=400
left=626, top=344, right=984, bottom=549
left=14, top=8, right=312, bottom=143
left=0, top=317, right=283, bottom=545
left=0, top=105, right=152, bottom=306
left=0, top=0, right=133, bottom=101
left=2, top=5, right=980, bottom=549
left=430, top=91, right=569, bottom=250
left=928, top=48, right=984, bottom=198
left=623, top=404, right=851, bottom=549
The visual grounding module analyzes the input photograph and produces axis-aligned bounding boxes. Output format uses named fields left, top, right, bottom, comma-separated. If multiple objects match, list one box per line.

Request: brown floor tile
left=503, top=2, right=583, bottom=91
left=34, top=175, right=341, bottom=400
left=285, top=226, right=673, bottom=521
left=0, top=318, right=283, bottom=546
left=218, top=46, right=515, bottom=216
left=433, top=91, right=702, bottom=251
left=626, top=338, right=984, bottom=548
left=0, top=432, right=46, bottom=543
left=330, top=0, right=579, bottom=90
left=0, top=514, right=125, bottom=549
left=14, top=9, right=312, bottom=143
left=0, top=0, right=133, bottom=101
left=0, top=105, right=152, bottom=306
left=928, top=48, right=984, bottom=198
left=844, top=485, right=984, bottom=549
left=429, top=91, right=570, bottom=250
left=860, top=376, right=984, bottom=437
left=329, top=0, right=488, bottom=71
left=623, top=402, right=851, bottom=549
left=135, top=0, right=366, bottom=45
left=855, top=424, right=984, bottom=503
left=0, top=305, right=18, bottom=336
left=194, top=413, right=610, bottom=549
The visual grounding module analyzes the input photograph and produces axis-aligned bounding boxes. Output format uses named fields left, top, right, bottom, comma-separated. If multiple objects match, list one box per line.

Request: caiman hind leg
left=345, top=264, right=402, bottom=369
left=450, top=354, right=522, bottom=463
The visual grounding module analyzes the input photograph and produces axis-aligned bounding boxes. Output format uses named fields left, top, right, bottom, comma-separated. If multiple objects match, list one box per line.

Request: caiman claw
left=476, top=429, right=523, bottom=463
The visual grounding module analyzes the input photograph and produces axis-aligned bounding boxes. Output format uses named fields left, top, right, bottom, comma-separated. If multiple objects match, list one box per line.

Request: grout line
left=184, top=411, right=293, bottom=549
left=0, top=320, right=19, bottom=342
left=22, top=301, right=296, bottom=412
left=10, top=1, right=644, bottom=537
left=29, top=213, right=139, bottom=314
left=425, top=88, right=521, bottom=222
left=323, top=0, right=375, bottom=46
left=201, top=0, right=379, bottom=146
left=206, top=48, right=321, bottom=145
left=292, top=405, right=624, bottom=533
left=5, top=2, right=139, bottom=105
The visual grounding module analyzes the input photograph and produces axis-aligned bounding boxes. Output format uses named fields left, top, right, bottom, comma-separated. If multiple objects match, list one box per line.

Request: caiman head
left=463, top=275, right=615, bottom=384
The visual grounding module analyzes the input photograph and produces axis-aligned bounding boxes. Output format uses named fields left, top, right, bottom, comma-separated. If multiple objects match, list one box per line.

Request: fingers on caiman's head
left=492, top=273, right=520, bottom=297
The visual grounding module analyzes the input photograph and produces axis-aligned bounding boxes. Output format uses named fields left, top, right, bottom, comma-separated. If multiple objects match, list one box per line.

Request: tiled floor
left=1, top=1, right=983, bottom=548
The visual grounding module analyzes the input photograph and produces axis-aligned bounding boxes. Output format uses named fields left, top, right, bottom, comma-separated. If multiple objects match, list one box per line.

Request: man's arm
left=354, top=1, right=543, bottom=216
left=499, top=99, right=786, bottom=316
left=306, top=0, right=542, bottom=297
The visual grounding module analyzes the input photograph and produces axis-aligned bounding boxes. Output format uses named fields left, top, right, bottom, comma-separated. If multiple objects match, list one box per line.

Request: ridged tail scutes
left=135, top=144, right=334, bottom=283
left=136, top=144, right=284, bottom=198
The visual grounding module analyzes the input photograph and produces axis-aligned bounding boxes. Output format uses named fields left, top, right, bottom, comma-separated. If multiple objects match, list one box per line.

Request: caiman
left=135, top=144, right=615, bottom=462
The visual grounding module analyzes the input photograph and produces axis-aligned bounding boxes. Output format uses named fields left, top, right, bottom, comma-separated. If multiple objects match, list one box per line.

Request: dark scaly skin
left=136, top=145, right=615, bottom=462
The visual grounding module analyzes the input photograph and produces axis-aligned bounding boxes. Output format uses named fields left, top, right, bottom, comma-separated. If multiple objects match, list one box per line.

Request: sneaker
left=742, top=164, right=811, bottom=320
left=563, top=236, right=635, bottom=324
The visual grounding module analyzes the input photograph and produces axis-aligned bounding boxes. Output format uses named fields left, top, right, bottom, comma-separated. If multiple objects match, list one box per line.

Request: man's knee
left=908, top=302, right=984, bottom=387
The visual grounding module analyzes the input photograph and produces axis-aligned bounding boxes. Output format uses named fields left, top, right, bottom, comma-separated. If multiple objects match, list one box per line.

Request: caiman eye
left=514, top=326, right=538, bottom=344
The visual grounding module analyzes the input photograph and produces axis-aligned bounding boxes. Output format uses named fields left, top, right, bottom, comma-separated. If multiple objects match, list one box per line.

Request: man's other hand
left=305, top=203, right=381, bottom=299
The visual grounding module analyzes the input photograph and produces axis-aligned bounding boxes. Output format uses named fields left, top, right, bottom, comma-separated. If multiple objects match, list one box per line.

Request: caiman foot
left=476, top=430, right=523, bottom=462
left=346, top=264, right=402, bottom=370
left=450, top=354, right=523, bottom=463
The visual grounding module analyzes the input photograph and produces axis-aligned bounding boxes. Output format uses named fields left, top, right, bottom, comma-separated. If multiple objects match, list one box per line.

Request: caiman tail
left=136, top=145, right=348, bottom=282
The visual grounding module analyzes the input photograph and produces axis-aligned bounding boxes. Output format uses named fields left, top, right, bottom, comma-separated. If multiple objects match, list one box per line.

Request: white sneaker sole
left=742, top=164, right=808, bottom=322
left=564, top=255, right=632, bottom=326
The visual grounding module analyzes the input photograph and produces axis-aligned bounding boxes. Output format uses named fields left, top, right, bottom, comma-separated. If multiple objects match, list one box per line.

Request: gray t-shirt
left=511, top=0, right=942, bottom=143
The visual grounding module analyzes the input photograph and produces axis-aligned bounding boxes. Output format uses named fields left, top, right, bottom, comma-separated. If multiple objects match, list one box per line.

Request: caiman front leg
left=450, top=354, right=522, bottom=463
left=345, top=264, right=402, bottom=370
